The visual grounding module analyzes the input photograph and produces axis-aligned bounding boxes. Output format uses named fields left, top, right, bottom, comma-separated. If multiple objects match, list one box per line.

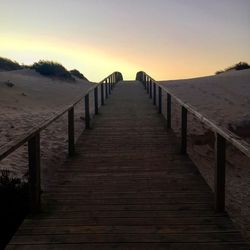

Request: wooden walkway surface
left=7, top=81, right=249, bottom=249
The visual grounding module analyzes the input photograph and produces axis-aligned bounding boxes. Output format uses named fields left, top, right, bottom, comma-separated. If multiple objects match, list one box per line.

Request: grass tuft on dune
left=70, top=69, right=88, bottom=81
left=32, top=60, right=75, bottom=81
left=216, top=62, right=250, bottom=75
left=0, top=57, right=23, bottom=71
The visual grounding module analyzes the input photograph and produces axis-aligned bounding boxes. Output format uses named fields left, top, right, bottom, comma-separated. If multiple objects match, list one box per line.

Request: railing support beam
left=167, top=93, right=172, bottom=129
left=94, top=87, right=99, bottom=114
left=85, top=94, right=90, bottom=129
left=158, top=86, right=162, bottom=114
left=68, top=107, right=75, bottom=157
left=105, top=80, right=108, bottom=99
left=215, top=133, right=226, bottom=212
left=28, top=133, right=41, bottom=213
left=181, top=106, right=187, bottom=154
left=153, top=83, right=156, bottom=105
left=149, top=80, right=152, bottom=99
left=101, top=83, right=104, bottom=105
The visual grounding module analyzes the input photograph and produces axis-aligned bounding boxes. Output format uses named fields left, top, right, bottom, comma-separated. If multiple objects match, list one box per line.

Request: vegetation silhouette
left=0, top=57, right=22, bottom=71
left=216, top=62, right=250, bottom=75
left=70, top=69, right=88, bottom=81
left=32, top=60, right=75, bottom=81
left=0, top=170, right=29, bottom=249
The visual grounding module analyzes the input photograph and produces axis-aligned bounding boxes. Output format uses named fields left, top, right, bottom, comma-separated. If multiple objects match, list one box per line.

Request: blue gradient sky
left=0, top=0, right=249, bottom=81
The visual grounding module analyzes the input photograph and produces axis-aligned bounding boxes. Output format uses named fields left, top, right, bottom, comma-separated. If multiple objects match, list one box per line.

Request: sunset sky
left=0, top=0, right=249, bottom=81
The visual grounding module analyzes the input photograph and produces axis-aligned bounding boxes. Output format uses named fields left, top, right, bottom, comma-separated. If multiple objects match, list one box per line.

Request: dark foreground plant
left=0, top=170, right=29, bottom=248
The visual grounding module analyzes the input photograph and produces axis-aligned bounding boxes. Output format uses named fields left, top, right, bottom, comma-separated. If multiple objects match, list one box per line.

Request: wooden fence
left=137, top=71, right=250, bottom=212
left=0, top=72, right=123, bottom=212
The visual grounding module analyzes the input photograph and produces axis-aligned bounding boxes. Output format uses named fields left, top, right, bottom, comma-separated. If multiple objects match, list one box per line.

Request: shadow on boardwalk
left=7, top=81, right=249, bottom=249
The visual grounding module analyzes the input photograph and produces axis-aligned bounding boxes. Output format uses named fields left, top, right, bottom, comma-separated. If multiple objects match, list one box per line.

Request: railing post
left=85, top=94, right=90, bottom=129
left=153, top=82, right=156, bottom=105
left=94, top=87, right=99, bottom=115
left=105, top=79, right=108, bottom=99
left=181, top=106, right=187, bottom=154
left=68, top=107, right=75, bottom=157
left=101, top=83, right=104, bottom=105
left=149, top=80, right=152, bottom=99
left=215, top=133, right=226, bottom=212
left=111, top=75, right=114, bottom=89
left=146, top=77, right=149, bottom=94
left=109, top=78, right=112, bottom=94
left=158, top=86, right=162, bottom=114
left=167, top=93, right=172, bottom=129
left=28, top=133, right=41, bottom=213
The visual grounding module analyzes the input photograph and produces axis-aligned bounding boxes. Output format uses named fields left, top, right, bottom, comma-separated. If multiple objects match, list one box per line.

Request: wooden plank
left=9, top=232, right=245, bottom=244
left=6, top=243, right=250, bottom=250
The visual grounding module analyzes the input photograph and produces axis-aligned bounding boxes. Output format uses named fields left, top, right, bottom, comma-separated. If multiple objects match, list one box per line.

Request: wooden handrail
left=139, top=71, right=250, bottom=158
left=0, top=72, right=122, bottom=160
left=138, top=71, right=250, bottom=212
left=0, top=71, right=123, bottom=212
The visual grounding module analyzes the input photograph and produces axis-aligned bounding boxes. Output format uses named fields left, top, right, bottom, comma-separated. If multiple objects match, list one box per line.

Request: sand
left=159, top=69, right=250, bottom=239
left=0, top=69, right=93, bottom=187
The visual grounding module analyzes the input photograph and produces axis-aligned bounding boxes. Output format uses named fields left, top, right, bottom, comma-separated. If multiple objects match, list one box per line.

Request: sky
left=0, top=0, right=250, bottom=81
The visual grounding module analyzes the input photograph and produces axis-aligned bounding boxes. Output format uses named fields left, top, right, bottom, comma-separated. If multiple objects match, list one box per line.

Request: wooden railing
left=137, top=71, right=250, bottom=212
left=0, top=71, right=123, bottom=212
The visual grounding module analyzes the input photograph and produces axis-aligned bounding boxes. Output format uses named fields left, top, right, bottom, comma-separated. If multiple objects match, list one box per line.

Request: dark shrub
left=215, top=62, right=250, bottom=74
left=32, top=60, right=75, bottom=81
left=0, top=57, right=22, bottom=71
left=0, top=170, right=29, bottom=248
left=230, top=62, right=250, bottom=71
left=70, top=69, right=88, bottom=81
left=215, top=70, right=224, bottom=75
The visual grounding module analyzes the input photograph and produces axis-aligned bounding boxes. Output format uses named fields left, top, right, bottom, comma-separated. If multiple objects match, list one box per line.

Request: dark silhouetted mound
left=0, top=57, right=22, bottom=71
left=216, top=62, right=250, bottom=74
left=32, top=60, right=75, bottom=81
left=70, top=69, right=88, bottom=81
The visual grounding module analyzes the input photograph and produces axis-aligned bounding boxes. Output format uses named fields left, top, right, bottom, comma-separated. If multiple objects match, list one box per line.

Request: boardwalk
left=7, top=81, right=248, bottom=249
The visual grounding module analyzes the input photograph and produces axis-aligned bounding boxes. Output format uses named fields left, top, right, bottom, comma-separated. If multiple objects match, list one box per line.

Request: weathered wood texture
left=7, top=81, right=248, bottom=249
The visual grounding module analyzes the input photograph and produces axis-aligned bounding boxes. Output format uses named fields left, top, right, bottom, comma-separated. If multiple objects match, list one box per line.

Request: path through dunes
left=7, top=81, right=249, bottom=249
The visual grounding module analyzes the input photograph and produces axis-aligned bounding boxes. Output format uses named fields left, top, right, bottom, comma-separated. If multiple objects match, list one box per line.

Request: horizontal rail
left=0, top=72, right=123, bottom=161
left=138, top=71, right=250, bottom=213
left=138, top=71, right=250, bottom=158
